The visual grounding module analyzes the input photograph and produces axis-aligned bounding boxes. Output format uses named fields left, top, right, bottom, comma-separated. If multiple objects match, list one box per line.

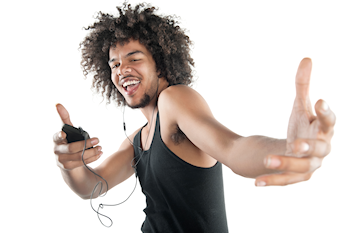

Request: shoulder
left=158, top=84, right=213, bottom=125
left=159, top=85, right=205, bottom=108
left=160, top=84, right=198, bottom=96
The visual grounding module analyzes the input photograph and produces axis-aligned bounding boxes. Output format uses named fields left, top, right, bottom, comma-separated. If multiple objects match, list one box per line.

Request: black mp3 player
left=62, top=124, right=90, bottom=143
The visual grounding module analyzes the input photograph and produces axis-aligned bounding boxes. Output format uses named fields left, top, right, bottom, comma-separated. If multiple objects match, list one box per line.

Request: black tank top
left=133, top=112, right=229, bottom=233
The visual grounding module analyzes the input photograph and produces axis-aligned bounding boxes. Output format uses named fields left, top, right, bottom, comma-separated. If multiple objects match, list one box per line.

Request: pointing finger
left=56, top=103, right=73, bottom=126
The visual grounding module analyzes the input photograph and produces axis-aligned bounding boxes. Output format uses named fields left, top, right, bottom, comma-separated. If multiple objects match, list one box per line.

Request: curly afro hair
left=79, top=2, right=195, bottom=106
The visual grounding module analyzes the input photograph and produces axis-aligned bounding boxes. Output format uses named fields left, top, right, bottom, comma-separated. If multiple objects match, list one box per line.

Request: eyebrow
left=108, top=50, right=144, bottom=64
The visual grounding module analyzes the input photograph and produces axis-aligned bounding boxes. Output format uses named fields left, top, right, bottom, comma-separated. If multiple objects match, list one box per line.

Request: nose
left=118, top=62, right=132, bottom=78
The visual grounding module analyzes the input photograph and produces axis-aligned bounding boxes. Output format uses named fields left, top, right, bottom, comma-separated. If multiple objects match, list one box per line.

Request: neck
left=140, top=78, right=168, bottom=126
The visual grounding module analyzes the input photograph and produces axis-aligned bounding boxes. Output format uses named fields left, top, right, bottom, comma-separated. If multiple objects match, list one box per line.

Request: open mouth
left=122, top=80, right=141, bottom=95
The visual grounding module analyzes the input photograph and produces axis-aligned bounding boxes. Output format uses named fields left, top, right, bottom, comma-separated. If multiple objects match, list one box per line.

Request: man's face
left=109, top=40, right=159, bottom=109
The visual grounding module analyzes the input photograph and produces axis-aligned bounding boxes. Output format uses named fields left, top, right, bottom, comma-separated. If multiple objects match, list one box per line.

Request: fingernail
left=58, top=131, right=63, bottom=139
left=270, top=158, right=281, bottom=168
left=97, top=146, right=102, bottom=152
left=91, top=138, right=99, bottom=145
left=299, top=142, right=309, bottom=153
left=265, top=157, right=281, bottom=168
left=321, top=101, right=329, bottom=114
left=256, top=181, right=266, bottom=187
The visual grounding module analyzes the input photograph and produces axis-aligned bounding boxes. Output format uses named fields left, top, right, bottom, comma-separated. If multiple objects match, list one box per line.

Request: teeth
left=123, top=80, right=140, bottom=87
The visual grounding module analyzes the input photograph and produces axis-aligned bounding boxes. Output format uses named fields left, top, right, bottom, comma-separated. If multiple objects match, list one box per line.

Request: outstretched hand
left=256, top=58, right=336, bottom=186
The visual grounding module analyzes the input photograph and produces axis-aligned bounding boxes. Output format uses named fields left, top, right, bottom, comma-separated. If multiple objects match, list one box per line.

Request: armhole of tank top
left=157, top=112, right=219, bottom=170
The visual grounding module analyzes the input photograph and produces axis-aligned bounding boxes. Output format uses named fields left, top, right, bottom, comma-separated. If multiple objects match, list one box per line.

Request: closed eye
left=112, top=63, right=120, bottom=69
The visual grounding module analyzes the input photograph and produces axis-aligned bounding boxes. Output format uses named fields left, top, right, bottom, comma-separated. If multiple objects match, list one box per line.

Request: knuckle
left=84, top=156, right=95, bottom=165
left=54, top=147, right=59, bottom=155
left=304, top=173, right=312, bottom=181
left=291, top=140, right=299, bottom=154
left=54, top=144, right=64, bottom=155
left=292, top=139, right=311, bottom=157
left=55, top=153, right=75, bottom=170
left=92, top=153, right=101, bottom=161
left=67, top=144, right=74, bottom=153
left=53, top=131, right=65, bottom=143
left=78, top=149, right=95, bottom=162
left=57, top=155, right=64, bottom=164
left=74, top=151, right=83, bottom=161
left=95, top=146, right=101, bottom=154
left=63, top=162, right=74, bottom=170
left=308, top=157, right=321, bottom=172
left=280, top=159, right=290, bottom=171
left=319, top=141, right=329, bottom=157
left=93, top=154, right=100, bottom=161
left=55, top=155, right=63, bottom=167
left=56, top=158, right=67, bottom=169
left=313, top=140, right=329, bottom=158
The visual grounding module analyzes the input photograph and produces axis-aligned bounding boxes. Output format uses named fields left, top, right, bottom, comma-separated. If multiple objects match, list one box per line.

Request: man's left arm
left=159, top=58, right=335, bottom=186
left=159, top=86, right=287, bottom=181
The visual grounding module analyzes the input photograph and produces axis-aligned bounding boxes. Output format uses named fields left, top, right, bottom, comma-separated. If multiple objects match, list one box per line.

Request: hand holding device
left=53, top=104, right=102, bottom=170
left=62, top=123, right=90, bottom=143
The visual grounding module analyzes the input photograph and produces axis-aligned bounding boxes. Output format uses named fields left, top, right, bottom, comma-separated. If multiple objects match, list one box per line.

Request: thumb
left=295, top=57, right=312, bottom=99
left=56, top=103, right=73, bottom=126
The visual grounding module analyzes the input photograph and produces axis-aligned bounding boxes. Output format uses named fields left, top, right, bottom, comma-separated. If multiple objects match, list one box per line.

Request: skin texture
left=53, top=41, right=335, bottom=200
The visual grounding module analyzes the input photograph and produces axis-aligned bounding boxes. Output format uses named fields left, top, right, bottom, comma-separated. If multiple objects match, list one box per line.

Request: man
left=53, top=3, right=335, bottom=232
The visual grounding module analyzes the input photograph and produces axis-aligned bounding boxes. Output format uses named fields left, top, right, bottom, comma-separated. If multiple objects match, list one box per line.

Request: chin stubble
left=127, top=93, right=151, bottom=109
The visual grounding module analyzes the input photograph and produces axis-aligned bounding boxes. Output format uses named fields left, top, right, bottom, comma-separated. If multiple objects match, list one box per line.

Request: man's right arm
left=53, top=104, right=137, bottom=199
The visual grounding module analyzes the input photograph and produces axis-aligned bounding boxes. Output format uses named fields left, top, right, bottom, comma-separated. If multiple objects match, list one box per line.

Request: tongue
left=127, top=83, right=138, bottom=91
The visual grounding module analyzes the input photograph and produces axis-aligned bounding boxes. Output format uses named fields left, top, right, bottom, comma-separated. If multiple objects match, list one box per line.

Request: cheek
left=111, top=71, right=119, bottom=87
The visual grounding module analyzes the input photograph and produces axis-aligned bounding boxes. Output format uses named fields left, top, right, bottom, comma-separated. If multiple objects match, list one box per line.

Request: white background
left=1, top=0, right=349, bottom=232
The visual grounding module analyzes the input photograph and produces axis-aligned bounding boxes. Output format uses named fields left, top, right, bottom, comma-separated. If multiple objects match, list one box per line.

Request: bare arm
left=54, top=104, right=136, bottom=199
left=56, top=135, right=136, bottom=199
left=227, top=136, right=286, bottom=178
left=159, top=59, right=335, bottom=188
left=158, top=86, right=283, bottom=178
